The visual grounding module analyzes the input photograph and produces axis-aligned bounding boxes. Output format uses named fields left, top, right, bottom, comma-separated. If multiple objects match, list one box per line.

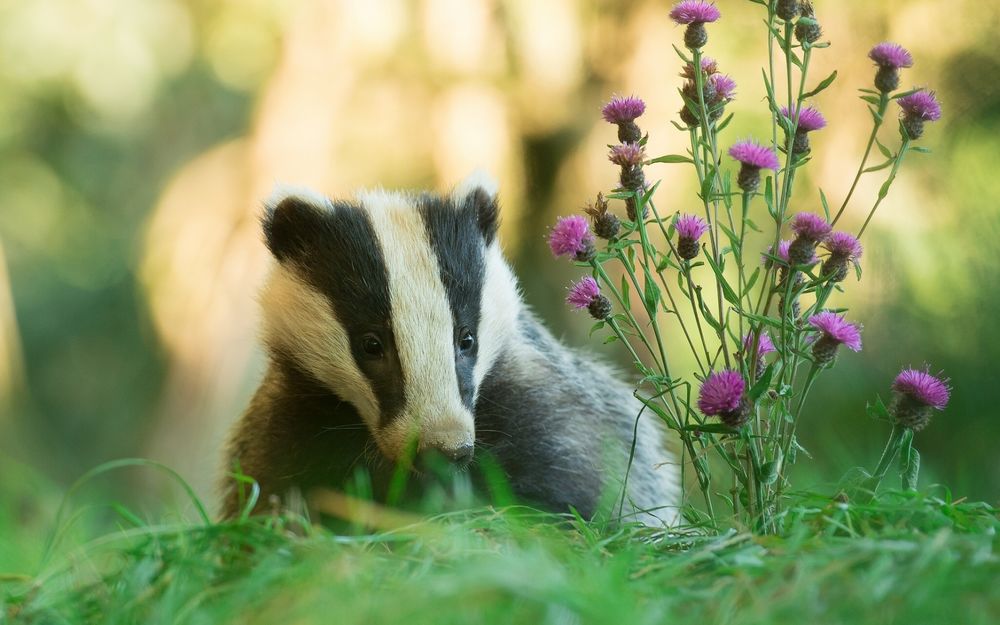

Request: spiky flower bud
left=584, top=193, right=620, bottom=241
left=794, top=2, right=821, bottom=44
left=889, top=368, right=951, bottom=431
left=776, top=0, right=799, bottom=21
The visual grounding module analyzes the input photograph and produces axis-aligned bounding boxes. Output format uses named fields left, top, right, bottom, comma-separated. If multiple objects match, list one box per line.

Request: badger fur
left=221, top=174, right=680, bottom=525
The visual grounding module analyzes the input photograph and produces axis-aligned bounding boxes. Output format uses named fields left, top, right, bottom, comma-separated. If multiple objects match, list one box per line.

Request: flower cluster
left=603, top=96, right=649, bottom=220
left=679, top=58, right=736, bottom=127
left=546, top=9, right=954, bottom=526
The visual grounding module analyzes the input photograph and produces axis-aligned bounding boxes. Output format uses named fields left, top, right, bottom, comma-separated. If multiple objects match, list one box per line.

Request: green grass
left=1, top=465, right=998, bottom=625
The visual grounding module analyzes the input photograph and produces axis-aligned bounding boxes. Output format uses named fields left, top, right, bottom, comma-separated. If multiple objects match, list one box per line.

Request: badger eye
left=361, top=334, right=384, bottom=358
left=458, top=330, right=476, bottom=353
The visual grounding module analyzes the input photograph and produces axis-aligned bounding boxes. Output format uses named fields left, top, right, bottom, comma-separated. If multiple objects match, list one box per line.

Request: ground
left=1, top=463, right=997, bottom=625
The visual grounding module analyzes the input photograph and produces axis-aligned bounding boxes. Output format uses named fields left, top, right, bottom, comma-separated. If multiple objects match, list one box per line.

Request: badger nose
left=444, top=443, right=475, bottom=465
left=418, top=443, right=475, bottom=470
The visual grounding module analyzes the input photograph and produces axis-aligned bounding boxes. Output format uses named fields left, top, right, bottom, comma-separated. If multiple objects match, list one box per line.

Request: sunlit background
left=0, top=0, right=997, bottom=524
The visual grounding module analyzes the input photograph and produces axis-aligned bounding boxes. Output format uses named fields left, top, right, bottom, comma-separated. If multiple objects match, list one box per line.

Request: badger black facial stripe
left=418, top=193, right=486, bottom=411
left=359, top=189, right=476, bottom=457
left=269, top=198, right=406, bottom=425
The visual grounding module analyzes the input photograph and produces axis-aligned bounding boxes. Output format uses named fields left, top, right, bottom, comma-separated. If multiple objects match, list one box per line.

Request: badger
left=220, top=173, right=680, bottom=525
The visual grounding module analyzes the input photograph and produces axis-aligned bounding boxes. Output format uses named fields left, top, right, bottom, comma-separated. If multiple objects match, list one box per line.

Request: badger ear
left=262, top=185, right=332, bottom=262
left=453, top=170, right=500, bottom=245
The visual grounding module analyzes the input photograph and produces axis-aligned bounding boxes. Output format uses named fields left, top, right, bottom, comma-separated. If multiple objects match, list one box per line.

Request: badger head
left=258, top=173, right=519, bottom=468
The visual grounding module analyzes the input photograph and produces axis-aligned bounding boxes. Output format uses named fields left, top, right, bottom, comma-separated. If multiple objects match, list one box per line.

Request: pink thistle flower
left=898, top=90, right=942, bottom=139
left=743, top=332, right=776, bottom=357
left=675, top=214, right=709, bottom=260
left=824, top=231, right=863, bottom=260
left=893, top=369, right=951, bottom=410
left=549, top=215, right=595, bottom=261
left=791, top=213, right=832, bottom=242
left=601, top=95, right=646, bottom=125
left=566, top=276, right=612, bottom=320
left=669, top=0, right=721, bottom=24
left=608, top=143, right=645, bottom=168
left=675, top=214, right=709, bottom=241
left=729, top=140, right=780, bottom=170
left=730, top=140, right=779, bottom=195
left=898, top=90, right=942, bottom=121
left=762, top=240, right=793, bottom=266
left=821, top=231, right=863, bottom=282
left=869, top=42, right=913, bottom=70
left=708, top=73, right=737, bottom=101
left=698, top=369, right=749, bottom=427
left=890, top=367, right=951, bottom=431
left=781, top=105, right=827, bottom=132
left=808, top=311, right=862, bottom=365
left=681, top=57, right=718, bottom=79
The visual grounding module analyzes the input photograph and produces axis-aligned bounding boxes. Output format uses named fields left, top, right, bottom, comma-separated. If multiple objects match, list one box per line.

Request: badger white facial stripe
left=417, top=192, right=487, bottom=412
left=359, top=189, right=476, bottom=457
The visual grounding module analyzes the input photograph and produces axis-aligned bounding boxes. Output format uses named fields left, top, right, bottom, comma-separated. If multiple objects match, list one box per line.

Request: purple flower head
left=669, top=0, right=721, bottom=24
left=675, top=214, right=709, bottom=241
left=743, top=332, right=776, bottom=357
left=608, top=142, right=645, bottom=168
left=548, top=215, right=594, bottom=258
left=697, top=369, right=745, bottom=417
left=893, top=368, right=951, bottom=411
left=824, top=231, right=863, bottom=260
left=781, top=105, right=827, bottom=132
left=681, top=57, right=718, bottom=79
left=791, top=212, right=832, bottom=241
left=566, top=276, right=601, bottom=309
left=601, top=95, right=646, bottom=124
left=808, top=312, right=862, bottom=352
left=762, top=240, right=793, bottom=265
left=729, top=140, right=780, bottom=170
left=869, top=42, right=913, bottom=70
left=708, top=73, right=737, bottom=101
left=898, top=90, right=942, bottom=122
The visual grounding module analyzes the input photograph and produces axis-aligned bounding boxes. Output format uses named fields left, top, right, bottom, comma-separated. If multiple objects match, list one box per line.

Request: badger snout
left=417, top=436, right=475, bottom=471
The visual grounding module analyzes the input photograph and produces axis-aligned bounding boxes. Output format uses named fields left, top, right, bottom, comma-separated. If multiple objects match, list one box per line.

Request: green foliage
left=2, top=491, right=997, bottom=625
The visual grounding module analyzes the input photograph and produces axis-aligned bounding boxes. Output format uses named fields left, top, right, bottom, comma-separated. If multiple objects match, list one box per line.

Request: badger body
left=222, top=175, right=679, bottom=525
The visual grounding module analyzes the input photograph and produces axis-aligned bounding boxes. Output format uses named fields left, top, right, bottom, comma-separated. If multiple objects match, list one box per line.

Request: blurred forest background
left=0, top=0, right=997, bottom=518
